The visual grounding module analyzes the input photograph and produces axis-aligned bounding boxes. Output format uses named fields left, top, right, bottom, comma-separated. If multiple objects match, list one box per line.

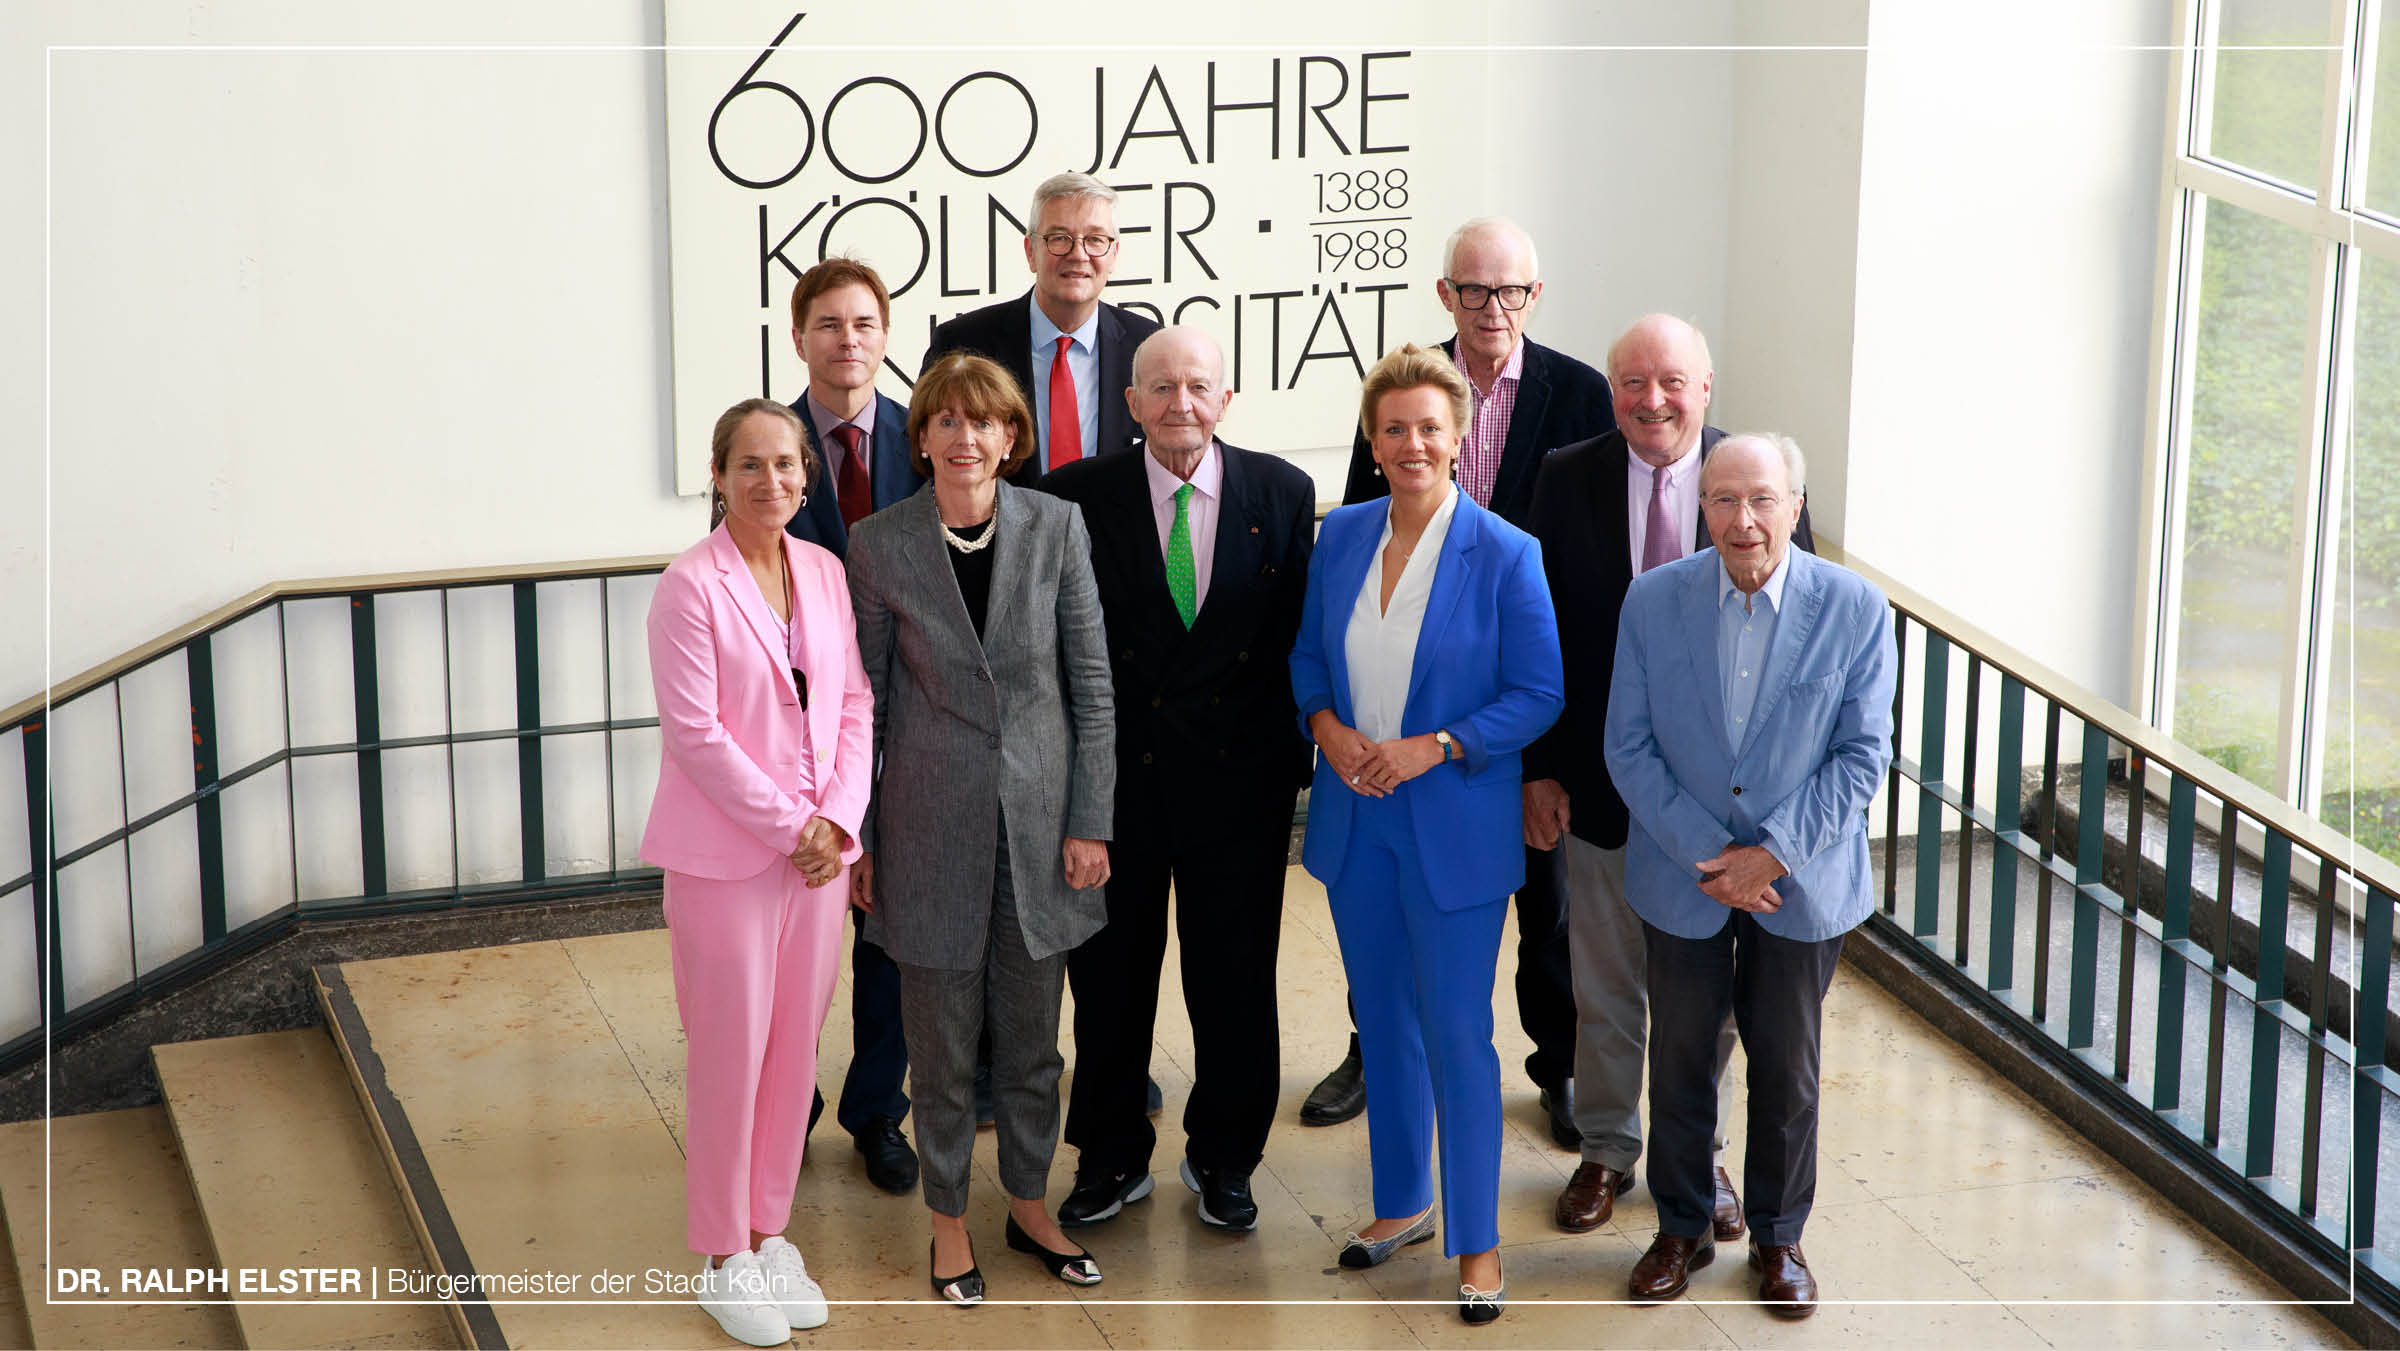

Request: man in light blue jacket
left=1603, top=433, right=1895, bottom=1320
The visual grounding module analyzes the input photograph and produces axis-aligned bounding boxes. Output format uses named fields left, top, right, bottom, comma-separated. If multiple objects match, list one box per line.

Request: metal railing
left=1844, top=549, right=2400, bottom=1299
left=1, top=556, right=679, bottom=1076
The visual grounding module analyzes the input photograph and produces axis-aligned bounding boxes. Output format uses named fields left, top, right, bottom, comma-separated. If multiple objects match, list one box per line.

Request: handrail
left=1, top=553, right=678, bottom=731
left=1825, top=542, right=2400, bottom=903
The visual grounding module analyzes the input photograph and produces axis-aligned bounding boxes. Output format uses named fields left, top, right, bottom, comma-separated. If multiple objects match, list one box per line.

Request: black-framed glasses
left=1444, top=281, right=1533, bottom=311
left=1041, top=232, right=1119, bottom=257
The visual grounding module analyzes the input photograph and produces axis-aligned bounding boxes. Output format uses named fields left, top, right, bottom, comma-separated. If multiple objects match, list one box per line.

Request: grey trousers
left=1559, top=834, right=1736, bottom=1171
left=893, top=834, right=1069, bottom=1216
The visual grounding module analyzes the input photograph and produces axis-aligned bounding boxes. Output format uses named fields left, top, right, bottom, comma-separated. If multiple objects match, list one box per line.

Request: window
left=2147, top=0, right=2400, bottom=866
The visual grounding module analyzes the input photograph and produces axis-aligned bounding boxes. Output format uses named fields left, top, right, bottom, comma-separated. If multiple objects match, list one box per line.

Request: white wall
left=1845, top=1, right=2170, bottom=707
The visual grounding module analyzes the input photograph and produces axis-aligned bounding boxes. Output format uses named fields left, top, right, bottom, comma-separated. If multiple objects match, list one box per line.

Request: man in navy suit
left=1606, top=433, right=1894, bottom=1318
left=1310, top=217, right=1613, bottom=1142
left=921, top=171, right=1161, bottom=485
left=1526, top=315, right=1815, bottom=1241
left=1039, top=328, right=1316, bottom=1233
left=780, top=257, right=923, bottom=1195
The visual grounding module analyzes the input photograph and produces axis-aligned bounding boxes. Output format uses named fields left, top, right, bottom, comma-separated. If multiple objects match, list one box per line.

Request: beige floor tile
left=0, top=1108, right=243, bottom=1350
left=158, top=1031, right=452, bottom=1350
left=1363, top=1231, right=1736, bottom=1349
left=1083, top=1291, right=1424, bottom=1349
left=344, top=941, right=664, bottom=1146
left=2001, top=1298, right=2352, bottom=1349
left=0, top=1210, right=31, bottom=1351
left=833, top=1299, right=1110, bottom=1348
left=558, top=929, right=688, bottom=1139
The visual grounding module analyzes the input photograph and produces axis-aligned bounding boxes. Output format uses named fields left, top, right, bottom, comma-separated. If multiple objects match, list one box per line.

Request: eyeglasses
left=1444, top=281, right=1533, bottom=311
left=1041, top=232, right=1119, bottom=257
left=1703, top=493, right=1792, bottom=517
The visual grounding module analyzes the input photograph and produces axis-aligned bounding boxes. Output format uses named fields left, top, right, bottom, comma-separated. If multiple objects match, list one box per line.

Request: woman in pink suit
left=642, top=397, right=874, bottom=1347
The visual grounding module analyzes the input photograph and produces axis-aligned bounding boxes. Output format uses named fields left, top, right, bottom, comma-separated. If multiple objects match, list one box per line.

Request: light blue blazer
left=1291, top=494, right=1564, bottom=908
left=1602, top=547, right=1896, bottom=942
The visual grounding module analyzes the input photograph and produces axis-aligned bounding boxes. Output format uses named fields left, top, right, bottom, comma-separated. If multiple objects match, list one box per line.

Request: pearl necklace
left=941, top=516, right=997, bottom=554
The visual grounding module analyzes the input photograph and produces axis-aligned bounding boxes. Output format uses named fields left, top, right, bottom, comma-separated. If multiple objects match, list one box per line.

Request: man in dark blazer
left=1038, top=327, right=1315, bottom=1234
left=921, top=171, right=1161, bottom=486
left=779, top=258, right=924, bottom=1195
left=1308, top=217, right=1613, bottom=1142
left=1523, top=315, right=1814, bottom=1243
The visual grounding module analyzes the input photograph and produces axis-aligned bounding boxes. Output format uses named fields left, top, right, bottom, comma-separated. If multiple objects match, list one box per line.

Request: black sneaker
left=852, top=1115, right=919, bottom=1194
left=1057, top=1166, right=1155, bottom=1227
left=1179, top=1158, right=1258, bottom=1231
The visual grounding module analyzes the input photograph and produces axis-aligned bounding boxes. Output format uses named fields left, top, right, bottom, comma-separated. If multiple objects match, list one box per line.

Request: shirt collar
left=1030, top=299, right=1100, bottom=355
left=802, top=390, right=871, bottom=444
left=1450, top=336, right=1524, bottom=394
left=1625, top=442, right=1703, bottom=484
left=1718, top=549, right=1794, bottom=615
left=1144, top=441, right=1222, bottom=508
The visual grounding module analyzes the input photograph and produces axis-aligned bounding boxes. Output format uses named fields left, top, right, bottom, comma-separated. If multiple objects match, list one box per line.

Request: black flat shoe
left=1301, top=1034, right=1366, bottom=1126
left=1004, top=1216, right=1102, bottom=1286
left=928, top=1239, right=983, bottom=1306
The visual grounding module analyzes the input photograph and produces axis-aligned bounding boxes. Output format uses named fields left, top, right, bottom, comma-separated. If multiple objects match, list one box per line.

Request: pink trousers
left=664, top=861, right=847, bottom=1255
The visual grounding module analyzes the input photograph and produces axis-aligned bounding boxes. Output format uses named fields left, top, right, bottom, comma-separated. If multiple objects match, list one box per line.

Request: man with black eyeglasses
left=1309, top=217, right=1615, bottom=1148
left=923, top=171, right=1162, bottom=485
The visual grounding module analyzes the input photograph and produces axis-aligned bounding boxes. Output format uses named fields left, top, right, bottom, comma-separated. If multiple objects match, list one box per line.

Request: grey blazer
left=848, top=481, right=1116, bottom=968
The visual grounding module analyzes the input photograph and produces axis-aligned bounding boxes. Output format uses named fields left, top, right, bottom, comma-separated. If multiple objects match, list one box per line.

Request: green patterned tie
left=1166, top=483, right=1198, bottom=628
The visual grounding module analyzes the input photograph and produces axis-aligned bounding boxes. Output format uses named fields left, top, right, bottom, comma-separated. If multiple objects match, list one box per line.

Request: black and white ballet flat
left=1337, top=1209, right=1436, bottom=1269
left=1004, top=1216, right=1103, bottom=1286
left=928, top=1239, right=983, bottom=1307
left=1458, top=1279, right=1507, bottom=1325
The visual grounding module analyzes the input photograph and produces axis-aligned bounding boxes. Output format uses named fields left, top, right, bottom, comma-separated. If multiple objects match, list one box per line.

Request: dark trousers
left=835, top=910, right=911, bottom=1134
left=1512, top=842, right=1576, bottom=1089
left=1643, top=912, right=1844, bottom=1249
left=1063, top=782, right=1294, bottom=1176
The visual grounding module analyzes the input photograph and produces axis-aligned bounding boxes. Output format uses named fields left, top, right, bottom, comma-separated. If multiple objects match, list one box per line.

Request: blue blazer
left=1291, top=494, right=1564, bottom=908
left=1602, top=547, right=1896, bottom=942
left=783, top=391, right=922, bottom=559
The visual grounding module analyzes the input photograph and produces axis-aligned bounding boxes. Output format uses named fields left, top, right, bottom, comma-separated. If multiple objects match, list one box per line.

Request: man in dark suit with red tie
left=780, top=257, right=923, bottom=1195
left=1308, top=217, right=1614, bottom=1144
left=1038, top=327, right=1316, bottom=1233
left=1522, top=314, right=1813, bottom=1243
left=920, top=171, right=1161, bottom=483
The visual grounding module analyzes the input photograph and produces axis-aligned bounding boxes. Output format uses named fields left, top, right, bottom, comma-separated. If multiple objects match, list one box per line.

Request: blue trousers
left=1323, top=792, right=1509, bottom=1257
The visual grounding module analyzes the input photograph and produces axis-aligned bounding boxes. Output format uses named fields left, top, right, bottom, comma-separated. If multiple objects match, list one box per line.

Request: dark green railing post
left=187, top=642, right=227, bottom=944
left=1988, top=677, right=2024, bottom=993
left=350, top=594, right=387, bottom=896
left=2034, top=703, right=2063, bottom=1024
left=2115, top=756, right=2146, bottom=1083
left=2067, top=722, right=2107, bottom=1050
left=1913, top=631, right=1949, bottom=940
left=2245, top=833, right=2292, bottom=1181
left=2299, top=856, right=2335, bottom=1219
left=23, top=718, right=60, bottom=1026
left=2356, top=885, right=2394, bottom=1254
left=2153, top=775, right=2194, bottom=1112
left=514, top=582, right=546, bottom=887
left=1954, top=656, right=1981, bottom=968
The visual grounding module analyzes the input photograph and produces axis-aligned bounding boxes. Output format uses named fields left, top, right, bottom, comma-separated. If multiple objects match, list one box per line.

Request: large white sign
left=662, top=3, right=1465, bottom=492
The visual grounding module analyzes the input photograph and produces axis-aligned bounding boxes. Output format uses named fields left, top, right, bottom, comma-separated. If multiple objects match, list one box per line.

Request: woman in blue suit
left=1292, top=344, right=1563, bottom=1324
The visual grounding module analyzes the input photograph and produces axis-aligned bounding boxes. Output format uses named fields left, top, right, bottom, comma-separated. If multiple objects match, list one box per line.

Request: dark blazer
left=847, top=482, right=1116, bottom=967
left=922, top=291, right=1163, bottom=485
left=1522, top=426, right=1817, bottom=851
left=1292, top=495, right=1564, bottom=906
left=1039, top=443, right=1316, bottom=801
left=1339, top=336, right=1614, bottom=526
left=783, top=391, right=922, bottom=559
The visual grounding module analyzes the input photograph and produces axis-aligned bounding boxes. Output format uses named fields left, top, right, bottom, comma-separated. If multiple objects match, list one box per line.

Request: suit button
left=1732, top=786, right=1743, bottom=796
left=989, top=736, right=1001, bottom=749
left=1209, top=695, right=1220, bottom=706
left=1121, top=648, right=1134, bottom=659
left=1237, top=650, right=1250, bottom=662
left=1151, top=696, right=1162, bottom=708
left=1141, top=752, right=1154, bottom=765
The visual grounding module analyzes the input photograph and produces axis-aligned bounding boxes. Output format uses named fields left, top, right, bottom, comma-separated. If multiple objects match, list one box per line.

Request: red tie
left=1047, top=334, right=1082, bottom=470
left=833, top=424, right=871, bottom=529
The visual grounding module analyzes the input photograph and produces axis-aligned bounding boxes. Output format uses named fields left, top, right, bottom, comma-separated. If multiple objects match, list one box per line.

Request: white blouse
left=1344, top=486, right=1461, bottom=742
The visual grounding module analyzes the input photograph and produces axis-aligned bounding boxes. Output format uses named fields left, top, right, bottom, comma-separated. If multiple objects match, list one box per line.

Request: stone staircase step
left=0, top=1106, right=240, bottom=1349
left=153, top=1029, right=457, bottom=1351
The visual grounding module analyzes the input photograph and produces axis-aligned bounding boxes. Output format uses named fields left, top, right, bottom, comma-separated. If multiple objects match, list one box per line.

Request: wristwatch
left=1435, top=729, right=1456, bottom=763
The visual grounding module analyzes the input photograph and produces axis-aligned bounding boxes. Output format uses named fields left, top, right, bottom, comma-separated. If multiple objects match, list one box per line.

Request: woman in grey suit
left=846, top=351, right=1117, bottom=1305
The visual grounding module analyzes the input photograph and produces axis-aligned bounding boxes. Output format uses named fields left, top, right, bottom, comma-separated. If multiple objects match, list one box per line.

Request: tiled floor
left=15, top=866, right=2359, bottom=1349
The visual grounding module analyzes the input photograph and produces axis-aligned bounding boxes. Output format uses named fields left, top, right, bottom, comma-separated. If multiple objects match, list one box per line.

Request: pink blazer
left=641, top=525, right=873, bottom=881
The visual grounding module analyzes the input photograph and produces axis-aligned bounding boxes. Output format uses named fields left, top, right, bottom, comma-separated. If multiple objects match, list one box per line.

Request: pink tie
left=1641, top=465, right=1678, bottom=573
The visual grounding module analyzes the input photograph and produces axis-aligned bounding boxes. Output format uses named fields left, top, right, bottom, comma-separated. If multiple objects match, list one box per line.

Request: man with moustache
left=1524, top=314, right=1816, bottom=1239
left=1607, top=433, right=1890, bottom=1319
left=922, top=171, right=1162, bottom=483
left=779, top=258, right=923, bottom=1196
left=1038, top=327, right=1315, bottom=1232
left=1309, top=216, right=1612, bottom=1144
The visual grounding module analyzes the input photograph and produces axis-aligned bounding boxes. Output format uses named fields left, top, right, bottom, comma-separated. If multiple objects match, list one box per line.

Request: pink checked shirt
left=1454, top=340, right=1523, bottom=510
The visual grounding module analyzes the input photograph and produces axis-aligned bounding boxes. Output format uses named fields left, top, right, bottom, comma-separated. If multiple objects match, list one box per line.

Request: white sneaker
left=756, top=1236, right=831, bottom=1330
left=696, top=1251, right=791, bottom=1347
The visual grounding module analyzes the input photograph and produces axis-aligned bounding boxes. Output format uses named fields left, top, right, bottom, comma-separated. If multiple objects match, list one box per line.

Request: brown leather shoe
left=1750, top=1241, right=1817, bottom=1318
left=1552, top=1162, right=1633, bottom=1233
left=1627, top=1232, right=1714, bottom=1303
left=1712, top=1165, right=1746, bottom=1241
